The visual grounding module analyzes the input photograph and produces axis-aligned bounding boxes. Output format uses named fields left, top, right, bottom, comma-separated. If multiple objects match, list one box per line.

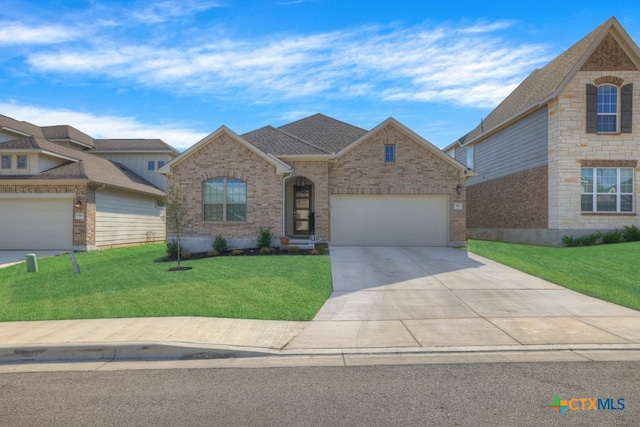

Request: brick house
left=159, top=114, right=472, bottom=251
left=0, top=114, right=178, bottom=250
left=445, top=17, right=640, bottom=246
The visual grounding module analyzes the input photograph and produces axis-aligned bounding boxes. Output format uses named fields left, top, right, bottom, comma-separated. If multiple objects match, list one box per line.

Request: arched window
left=203, top=178, right=247, bottom=221
left=597, top=84, right=618, bottom=133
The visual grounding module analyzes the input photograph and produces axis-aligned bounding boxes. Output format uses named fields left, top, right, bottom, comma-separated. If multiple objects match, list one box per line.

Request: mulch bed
left=155, top=247, right=326, bottom=263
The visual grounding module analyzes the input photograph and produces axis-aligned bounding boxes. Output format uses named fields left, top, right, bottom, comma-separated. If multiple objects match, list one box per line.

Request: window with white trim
left=17, top=155, right=27, bottom=169
left=597, top=85, right=618, bottom=133
left=1, top=155, right=11, bottom=169
left=581, top=167, right=634, bottom=213
left=466, top=146, right=474, bottom=169
left=203, top=178, right=247, bottom=221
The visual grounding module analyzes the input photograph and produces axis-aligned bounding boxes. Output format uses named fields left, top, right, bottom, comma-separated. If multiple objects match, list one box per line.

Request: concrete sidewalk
left=1, top=247, right=639, bottom=366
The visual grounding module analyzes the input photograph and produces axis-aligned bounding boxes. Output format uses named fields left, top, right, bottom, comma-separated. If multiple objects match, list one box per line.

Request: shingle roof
left=0, top=114, right=45, bottom=138
left=0, top=135, right=164, bottom=195
left=242, top=125, right=330, bottom=155
left=276, top=113, right=368, bottom=154
left=93, top=139, right=180, bottom=154
left=460, top=17, right=616, bottom=145
left=41, top=125, right=95, bottom=148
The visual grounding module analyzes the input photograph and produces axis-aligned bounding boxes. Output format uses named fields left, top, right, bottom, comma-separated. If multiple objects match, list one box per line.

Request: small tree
left=164, top=183, right=192, bottom=269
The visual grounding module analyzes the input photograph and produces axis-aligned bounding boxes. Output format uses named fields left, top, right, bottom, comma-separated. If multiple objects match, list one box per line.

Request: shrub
left=601, top=229, right=623, bottom=244
left=260, top=247, right=273, bottom=255
left=622, top=225, right=640, bottom=242
left=166, top=240, right=180, bottom=257
left=257, top=226, right=273, bottom=249
left=181, top=251, right=192, bottom=260
left=562, top=232, right=601, bottom=247
left=232, top=249, right=244, bottom=256
left=287, top=246, right=301, bottom=254
left=212, top=235, right=228, bottom=253
left=315, top=242, right=329, bottom=255
left=207, top=250, right=219, bottom=257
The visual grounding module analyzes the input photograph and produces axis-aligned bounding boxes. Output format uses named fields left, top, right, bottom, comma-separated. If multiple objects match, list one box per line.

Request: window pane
left=204, top=179, right=224, bottom=203
left=1, top=155, right=10, bottom=169
left=597, top=115, right=616, bottom=132
left=17, top=155, right=27, bottom=169
left=596, top=169, right=617, bottom=193
left=148, top=161, right=155, bottom=171
left=597, top=85, right=617, bottom=113
left=621, top=195, right=633, bottom=212
left=581, top=194, right=593, bottom=212
left=384, top=145, right=395, bottom=162
left=226, top=204, right=246, bottom=221
left=596, top=195, right=617, bottom=211
left=581, top=168, right=593, bottom=193
left=466, top=146, right=474, bottom=169
left=620, top=168, right=633, bottom=193
left=204, top=204, right=223, bottom=221
left=226, top=179, right=246, bottom=203
left=158, top=161, right=165, bottom=168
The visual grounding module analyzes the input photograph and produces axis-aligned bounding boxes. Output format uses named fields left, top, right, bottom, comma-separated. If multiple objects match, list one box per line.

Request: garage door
left=330, top=194, right=449, bottom=246
left=0, top=198, right=73, bottom=250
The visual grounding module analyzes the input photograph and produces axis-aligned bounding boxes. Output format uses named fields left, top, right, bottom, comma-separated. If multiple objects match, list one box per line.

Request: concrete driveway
left=286, top=246, right=640, bottom=349
left=0, top=251, right=68, bottom=269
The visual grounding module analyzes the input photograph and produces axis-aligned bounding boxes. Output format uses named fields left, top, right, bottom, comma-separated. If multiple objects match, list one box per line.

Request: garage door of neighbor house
left=330, top=194, right=449, bottom=246
left=0, top=198, right=73, bottom=250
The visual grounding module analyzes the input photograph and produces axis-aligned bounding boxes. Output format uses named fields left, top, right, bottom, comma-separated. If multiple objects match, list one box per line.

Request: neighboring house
left=0, top=114, right=178, bottom=251
left=159, top=114, right=472, bottom=251
left=445, top=17, right=640, bottom=246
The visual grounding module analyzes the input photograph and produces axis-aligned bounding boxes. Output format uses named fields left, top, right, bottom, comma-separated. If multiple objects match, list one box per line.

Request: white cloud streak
left=0, top=23, right=80, bottom=45
left=23, top=20, right=550, bottom=108
left=0, top=102, right=206, bottom=150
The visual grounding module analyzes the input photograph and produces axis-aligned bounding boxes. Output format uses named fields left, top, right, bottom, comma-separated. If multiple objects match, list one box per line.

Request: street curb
left=2, top=343, right=640, bottom=365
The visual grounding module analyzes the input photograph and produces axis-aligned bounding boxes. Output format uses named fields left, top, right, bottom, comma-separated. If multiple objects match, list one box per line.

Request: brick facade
left=168, top=123, right=468, bottom=249
left=466, top=166, right=548, bottom=229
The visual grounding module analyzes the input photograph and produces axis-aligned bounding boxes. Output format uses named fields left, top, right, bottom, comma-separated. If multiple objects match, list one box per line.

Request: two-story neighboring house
left=446, top=17, right=640, bottom=246
left=0, top=114, right=178, bottom=250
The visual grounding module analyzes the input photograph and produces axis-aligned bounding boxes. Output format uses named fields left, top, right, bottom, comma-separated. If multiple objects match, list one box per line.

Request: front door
left=293, top=185, right=311, bottom=235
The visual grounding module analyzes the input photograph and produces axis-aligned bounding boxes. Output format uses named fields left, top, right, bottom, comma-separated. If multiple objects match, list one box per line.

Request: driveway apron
left=286, top=247, right=640, bottom=349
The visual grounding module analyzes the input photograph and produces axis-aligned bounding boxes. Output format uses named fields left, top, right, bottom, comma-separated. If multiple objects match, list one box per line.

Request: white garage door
left=0, top=198, right=73, bottom=250
left=330, top=194, right=449, bottom=246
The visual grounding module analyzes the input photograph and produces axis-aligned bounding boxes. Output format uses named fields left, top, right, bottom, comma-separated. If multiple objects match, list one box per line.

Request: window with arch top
left=587, top=82, right=633, bottom=133
left=203, top=178, right=247, bottom=221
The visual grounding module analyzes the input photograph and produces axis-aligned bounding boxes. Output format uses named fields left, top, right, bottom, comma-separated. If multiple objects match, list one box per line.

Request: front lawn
left=0, top=244, right=333, bottom=322
left=466, top=239, right=640, bottom=311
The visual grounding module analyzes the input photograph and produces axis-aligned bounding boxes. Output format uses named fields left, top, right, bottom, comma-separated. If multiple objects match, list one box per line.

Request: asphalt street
left=1, top=362, right=638, bottom=426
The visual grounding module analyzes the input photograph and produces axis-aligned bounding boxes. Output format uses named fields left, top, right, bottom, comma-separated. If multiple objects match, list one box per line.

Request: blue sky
left=1, top=1, right=639, bottom=150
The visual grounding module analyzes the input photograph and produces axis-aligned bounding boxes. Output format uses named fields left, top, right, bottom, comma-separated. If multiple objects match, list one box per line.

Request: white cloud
left=23, top=20, right=551, bottom=109
left=0, top=102, right=206, bottom=150
left=0, top=23, right=80, bottom=45
left=132, top=0, right=224, bottom=24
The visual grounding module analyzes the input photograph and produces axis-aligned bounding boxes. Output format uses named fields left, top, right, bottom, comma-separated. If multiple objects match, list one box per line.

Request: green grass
left=466, top=239, right=640, bottom=311
left=0, top=244, right=333, bottom=322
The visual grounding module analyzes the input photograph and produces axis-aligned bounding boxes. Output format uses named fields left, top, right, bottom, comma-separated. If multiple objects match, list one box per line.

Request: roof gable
left=460, top=16, right=640, bottom=146
left=339, top=117, right=472, bottom=176
left=159, top=126, right=292, bottom=175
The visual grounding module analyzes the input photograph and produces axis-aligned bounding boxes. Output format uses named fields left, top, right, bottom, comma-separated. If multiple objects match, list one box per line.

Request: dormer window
left=1, top=155, right=10, bottom=169
left=17, top=155, right=27, bottom=169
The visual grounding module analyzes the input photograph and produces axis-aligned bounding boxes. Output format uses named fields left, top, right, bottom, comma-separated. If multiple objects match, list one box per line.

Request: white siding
left=95, top=188, right=166, bottom=247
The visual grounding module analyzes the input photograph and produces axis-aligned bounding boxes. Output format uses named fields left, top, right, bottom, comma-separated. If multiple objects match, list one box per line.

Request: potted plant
left=279, top=236, right=289, bottom=245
